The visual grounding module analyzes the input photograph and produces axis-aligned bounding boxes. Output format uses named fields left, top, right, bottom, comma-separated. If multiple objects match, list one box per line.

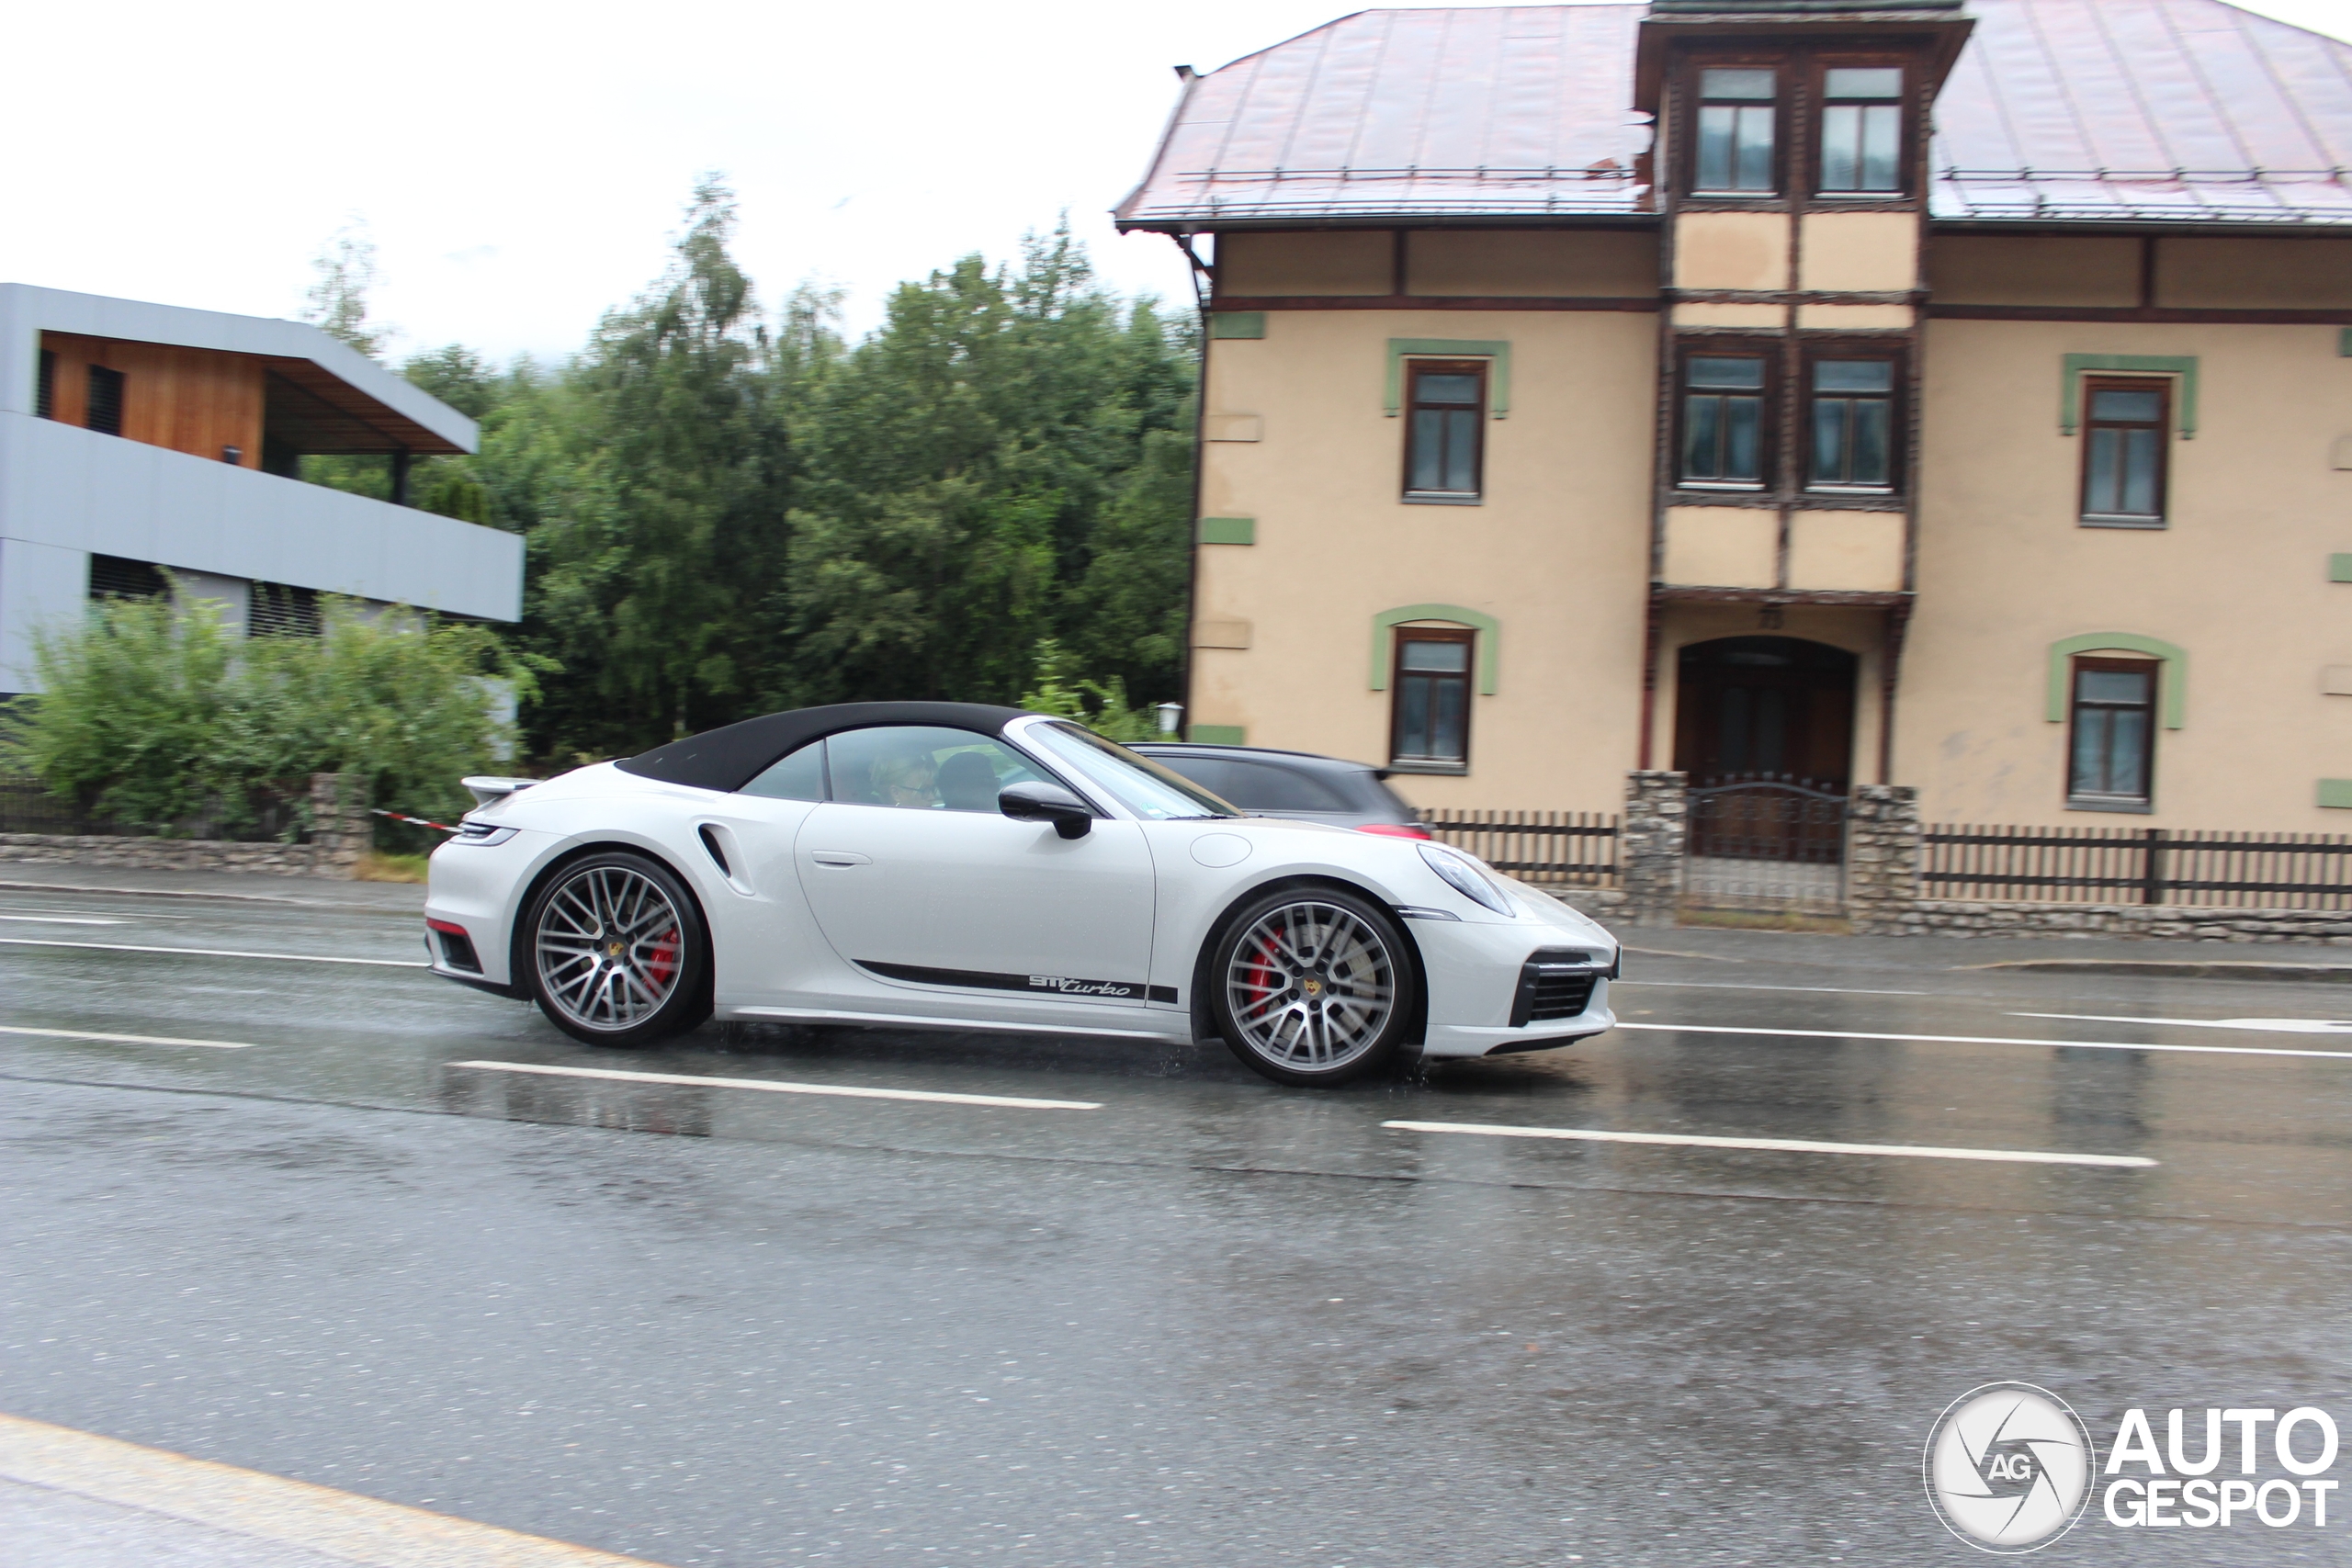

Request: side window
left=85, top=365, right=125, bottom=436
left=1403, top=361, right=1486, bottom=502
left=36, top=350, right=56, bottom=420
left=1680, top=353, right=1770, bottom=489
left=741, top=739, right=827, bottom=801
left=1693, top=67, right=1777, bottom=194
left=1151, top=755, right=1241, bottom=803
left=1214, top=760, right=1350, bottom=813
left=1807, top=356, right=1897, bottom=492
left=1818, top=68, right=1904, bottom=194
left=1391, top=629, right=1474, bottom=769
left=825, top=726, right=1045, bottom=811
left=2067, top=659, right=2155, bottom=809
left=2080, top=378, right=2169, bottom=526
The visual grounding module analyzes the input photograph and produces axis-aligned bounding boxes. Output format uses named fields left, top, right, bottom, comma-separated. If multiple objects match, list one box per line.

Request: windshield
left=1023, top=722, right=1240, bottom=821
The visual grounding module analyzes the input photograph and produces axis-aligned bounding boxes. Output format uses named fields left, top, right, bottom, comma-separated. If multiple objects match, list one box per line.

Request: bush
left=7, top=594, right=235, bottom=830
left=3, top=591, right=537, bottom=838
left=1018, top=637, right=1159, bottom=743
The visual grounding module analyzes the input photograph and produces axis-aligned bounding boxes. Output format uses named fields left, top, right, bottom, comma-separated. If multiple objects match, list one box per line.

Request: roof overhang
left=0, top=283, right=477, bottom=454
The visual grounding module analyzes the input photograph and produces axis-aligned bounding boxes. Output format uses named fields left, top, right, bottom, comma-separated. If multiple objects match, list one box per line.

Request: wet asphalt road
left=3, top=875, right=2351, bottom=1566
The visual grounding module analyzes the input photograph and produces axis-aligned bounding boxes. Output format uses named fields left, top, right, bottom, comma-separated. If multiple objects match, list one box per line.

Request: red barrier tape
left=371, top=807, right=461, bottom=833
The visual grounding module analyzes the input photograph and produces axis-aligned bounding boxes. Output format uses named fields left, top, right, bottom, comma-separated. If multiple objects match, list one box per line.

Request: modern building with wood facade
left=0, top=284, right=523, bottom=696
left=1118, top=0, right=2352, bottom=830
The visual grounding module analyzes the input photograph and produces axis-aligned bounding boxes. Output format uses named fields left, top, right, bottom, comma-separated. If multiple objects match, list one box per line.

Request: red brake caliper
left=645, top=924, right=680, bottom=989
left=1243, top=932, right=1282, bottom=1015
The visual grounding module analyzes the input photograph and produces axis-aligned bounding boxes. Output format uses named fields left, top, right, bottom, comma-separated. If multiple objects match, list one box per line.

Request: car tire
left=1208, top=886, right=1416, bottom=1088
left=523, top=850, right=711, bottom=1048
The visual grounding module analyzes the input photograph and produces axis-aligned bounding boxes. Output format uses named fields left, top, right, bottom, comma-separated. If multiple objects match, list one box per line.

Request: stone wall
left=1617, top=771, right=1688, bottom=927
left=1868, top=900, right=2352, bottom=942
left=0, top=773, right=371, bottom=879
left=1845, top=784, right=1921, bottom=934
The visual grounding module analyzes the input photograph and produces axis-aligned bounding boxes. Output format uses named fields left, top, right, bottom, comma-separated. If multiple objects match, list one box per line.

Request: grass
left=356, top=851, right=430, bottom=884
left=1679, top=906, right=1853, bottom=934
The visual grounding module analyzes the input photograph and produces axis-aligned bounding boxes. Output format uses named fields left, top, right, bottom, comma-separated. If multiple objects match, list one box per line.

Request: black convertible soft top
left=614, top=702, right=1033, bottom=794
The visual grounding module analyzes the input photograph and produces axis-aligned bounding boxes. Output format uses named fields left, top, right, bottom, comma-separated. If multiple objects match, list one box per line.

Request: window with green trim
left=1403, top=361, right=1487, bottom=502
left=2079, top=378, right=2169, bottom=527
left=2067, top=658, right=2155, bottom=809
left=1391, top=628, right=1474, bottom=769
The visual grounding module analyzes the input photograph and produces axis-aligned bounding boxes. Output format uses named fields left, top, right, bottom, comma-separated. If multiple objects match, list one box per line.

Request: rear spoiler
left=461, top=775, right=540, bottom=807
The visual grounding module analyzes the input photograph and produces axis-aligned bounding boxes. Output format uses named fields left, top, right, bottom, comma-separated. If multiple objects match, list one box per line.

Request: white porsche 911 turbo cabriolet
left=424, top=703, right=1618, bottom=1086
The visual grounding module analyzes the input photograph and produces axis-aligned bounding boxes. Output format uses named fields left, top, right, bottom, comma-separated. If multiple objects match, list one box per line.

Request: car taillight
left=1356, top=822, right=1434, bottom=840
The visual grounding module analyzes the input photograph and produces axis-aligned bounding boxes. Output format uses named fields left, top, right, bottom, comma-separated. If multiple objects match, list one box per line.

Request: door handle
left=808, top=850, right=872, bottom=867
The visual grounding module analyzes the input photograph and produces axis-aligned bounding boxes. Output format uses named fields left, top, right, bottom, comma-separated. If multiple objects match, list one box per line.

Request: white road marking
left=450, top=1059, right=1102, bottom=1111
left=0, top=914, right=124, bottom=926
left=0, top=1024, right=254, bottom=1050
left=1383, top=1119, right=2156, bottom=1168
left=0, top=937, right=426, bottom=967
left=2015, top=1011, right=2352, bottom=1034
left=0, top=903, right=187, bottom=919
left=1614, top=1021, right=2352, bottom=1061
left=1614, top=980, right=1928, bottom=996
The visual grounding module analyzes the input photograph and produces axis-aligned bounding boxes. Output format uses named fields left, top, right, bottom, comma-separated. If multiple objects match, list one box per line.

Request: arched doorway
left=1672, top=636, right=1859, bottom=790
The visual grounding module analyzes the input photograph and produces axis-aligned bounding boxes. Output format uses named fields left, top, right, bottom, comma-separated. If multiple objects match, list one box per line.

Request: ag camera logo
left=1924, top=1382, right=2098, bottom=1552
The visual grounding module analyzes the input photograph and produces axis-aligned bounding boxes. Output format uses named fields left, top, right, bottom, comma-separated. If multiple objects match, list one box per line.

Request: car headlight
left=1419, top=843, right=1515, bottom=917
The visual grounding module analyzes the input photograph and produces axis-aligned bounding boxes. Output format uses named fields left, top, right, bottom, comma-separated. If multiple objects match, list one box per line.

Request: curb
left=0, top=1412, right=667, bottom=1567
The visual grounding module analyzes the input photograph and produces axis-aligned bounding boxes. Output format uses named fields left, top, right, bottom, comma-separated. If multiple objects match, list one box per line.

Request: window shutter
left=88, top=555, right=169, bottom=603
left=247, top=581, right=322, bottom=637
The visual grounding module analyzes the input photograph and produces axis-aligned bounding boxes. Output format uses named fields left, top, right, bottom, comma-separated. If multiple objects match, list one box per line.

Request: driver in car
left=871, top=747, right=943, bottom=808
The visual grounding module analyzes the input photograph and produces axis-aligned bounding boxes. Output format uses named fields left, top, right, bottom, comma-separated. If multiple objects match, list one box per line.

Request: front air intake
left=1509, top=949, right=1602, bottom=1028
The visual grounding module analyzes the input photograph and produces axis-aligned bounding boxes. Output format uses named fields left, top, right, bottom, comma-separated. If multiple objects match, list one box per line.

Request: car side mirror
left=999, top=780, right=1094, bottom=840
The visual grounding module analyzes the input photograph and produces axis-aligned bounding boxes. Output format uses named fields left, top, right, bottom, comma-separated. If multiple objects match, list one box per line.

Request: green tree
left=302, top=220, right=390, bottom=358
left=518, top=177, right=791, bottom=756
left=777, top=220, right=1195, bottom=712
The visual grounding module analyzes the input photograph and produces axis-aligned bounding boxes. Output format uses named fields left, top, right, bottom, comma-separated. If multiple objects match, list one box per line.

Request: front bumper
left=1408, top=910, right=1617, bottom=1058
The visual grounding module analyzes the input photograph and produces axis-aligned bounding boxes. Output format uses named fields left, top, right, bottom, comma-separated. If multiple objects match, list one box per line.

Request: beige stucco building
left=1118, top=0, right=2352, bottom=830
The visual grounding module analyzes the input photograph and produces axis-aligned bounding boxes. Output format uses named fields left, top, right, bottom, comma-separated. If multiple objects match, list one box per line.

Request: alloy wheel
left=533, top=863, right=686, bottom=1032
left=1224, top=899, right=1397, bottom=1072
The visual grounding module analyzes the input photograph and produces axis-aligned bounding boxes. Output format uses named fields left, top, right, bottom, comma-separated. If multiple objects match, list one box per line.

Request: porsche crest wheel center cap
left=605, top=941, right=625, bottom=957
left=1302, top=977, right=1323, bottom=997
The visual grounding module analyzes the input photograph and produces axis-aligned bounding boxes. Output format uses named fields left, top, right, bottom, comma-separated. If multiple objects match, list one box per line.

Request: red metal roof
left=1115, top=0, right=2352, bottom=230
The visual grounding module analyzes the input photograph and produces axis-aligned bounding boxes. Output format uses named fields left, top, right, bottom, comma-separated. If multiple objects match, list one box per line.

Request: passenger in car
left=935, top=751, right=1001, bottom=812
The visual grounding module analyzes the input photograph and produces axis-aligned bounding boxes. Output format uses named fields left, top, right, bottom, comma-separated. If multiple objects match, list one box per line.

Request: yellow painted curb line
left=0, top=1412, right=671, bottom=1567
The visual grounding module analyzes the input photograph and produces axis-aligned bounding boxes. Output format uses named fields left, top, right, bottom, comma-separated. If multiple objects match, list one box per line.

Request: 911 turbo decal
left=858, top=960, right=1148, bottom=1001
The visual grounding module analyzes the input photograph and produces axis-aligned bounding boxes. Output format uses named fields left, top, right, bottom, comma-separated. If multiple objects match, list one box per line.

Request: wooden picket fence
left=1416, top=807, right=1620, bottom=887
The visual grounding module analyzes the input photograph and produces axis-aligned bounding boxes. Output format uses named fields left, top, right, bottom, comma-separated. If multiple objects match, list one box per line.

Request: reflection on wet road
left=5, top=882, right=2351, bottom=1565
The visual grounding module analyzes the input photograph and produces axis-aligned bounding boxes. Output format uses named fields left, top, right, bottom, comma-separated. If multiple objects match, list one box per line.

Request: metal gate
left=1685, top=776, right=1848, bottom=912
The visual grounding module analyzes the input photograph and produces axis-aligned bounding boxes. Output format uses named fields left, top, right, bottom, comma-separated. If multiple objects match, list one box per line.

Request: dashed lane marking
left=450, top=1059, right=1103, bottom=1111
left=1383, top=1120, right=2156, bottom=1168
left=0, top=1410, right=670, bottom=1567
left=0, top=1024, right=254, bottom=1049
left=2015, top=1011, right=2352, bottom=1034
left=0, top=914, right=123, bottom=926
left=1615, top=1021, right=2352, bottom=1060
left=0, top=937, right=426, bottom=966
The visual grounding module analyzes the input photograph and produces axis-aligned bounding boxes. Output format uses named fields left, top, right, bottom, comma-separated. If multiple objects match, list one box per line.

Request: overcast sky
left=6, top=1, right=2347, bottom=366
